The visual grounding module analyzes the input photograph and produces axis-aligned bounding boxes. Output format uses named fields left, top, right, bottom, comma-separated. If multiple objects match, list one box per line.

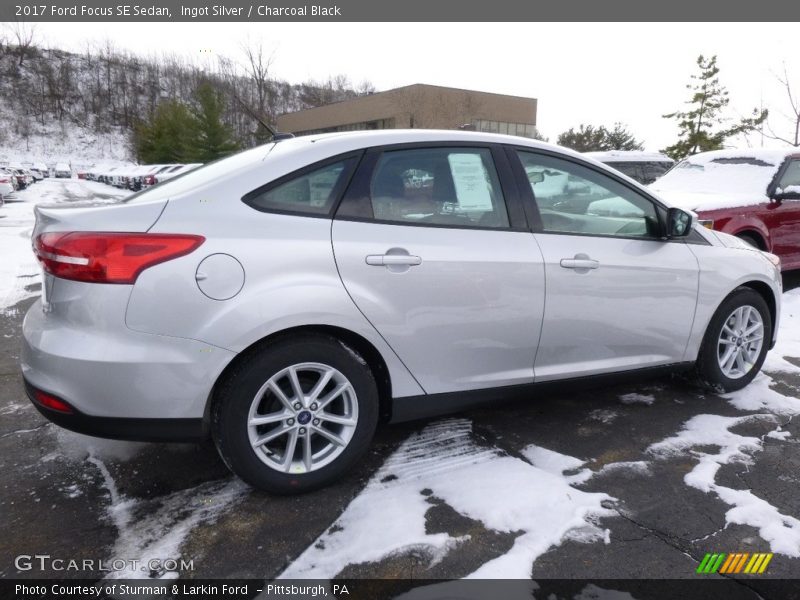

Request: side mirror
left=666, top=207, right=693, bottom=238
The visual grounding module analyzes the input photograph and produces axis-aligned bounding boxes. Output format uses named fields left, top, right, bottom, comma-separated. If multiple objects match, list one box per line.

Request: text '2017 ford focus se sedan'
left=21, top=130, right=782, bottom=493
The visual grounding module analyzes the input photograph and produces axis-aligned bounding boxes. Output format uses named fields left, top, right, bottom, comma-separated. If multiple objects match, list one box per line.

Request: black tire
left=736, top=233, right=762, bottom=250
left=694, top=287, right=772, bottom=392
left=212, top=334, right=379, bottom=494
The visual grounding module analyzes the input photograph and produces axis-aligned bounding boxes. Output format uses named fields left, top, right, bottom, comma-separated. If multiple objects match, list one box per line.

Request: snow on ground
left=280, top=419, right=616, bottom=579
left=765, top=286, right=800, bottom=373
left=642, top=293, right=800, bottom=557
left=0, top=178, right=130, bottom=313
left=619, top=393, right=655, bottom=406
left=87, top=452, right=248, bottom=579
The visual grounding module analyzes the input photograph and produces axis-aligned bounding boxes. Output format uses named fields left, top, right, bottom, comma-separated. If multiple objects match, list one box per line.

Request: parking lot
left=2, top=179, right=800, bottom=596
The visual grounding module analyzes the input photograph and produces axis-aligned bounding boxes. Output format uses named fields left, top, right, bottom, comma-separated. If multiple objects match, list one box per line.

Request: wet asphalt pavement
left=2, top=181, right=800, bottom=598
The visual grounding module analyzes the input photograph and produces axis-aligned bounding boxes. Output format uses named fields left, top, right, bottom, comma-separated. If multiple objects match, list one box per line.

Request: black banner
left=3, top=579, right=800, bottom=600
left=3, top=0, right=800, bottom=22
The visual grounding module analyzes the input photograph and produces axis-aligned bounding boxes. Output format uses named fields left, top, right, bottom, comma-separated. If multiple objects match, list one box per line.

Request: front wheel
left=694, top=287, right=772, bottom=392
left=212, top=334, right=379, bottom=494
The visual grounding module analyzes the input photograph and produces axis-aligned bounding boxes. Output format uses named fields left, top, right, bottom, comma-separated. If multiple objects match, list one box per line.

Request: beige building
left=276, top=83, right=538, bottom=138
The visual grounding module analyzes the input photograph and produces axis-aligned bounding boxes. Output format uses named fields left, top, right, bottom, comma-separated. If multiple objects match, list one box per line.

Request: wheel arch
left=734, top=230, right=768, bottom=251
left=740, top=280, right=777, bottom=333
left=207, top=324, right=394, bottom=425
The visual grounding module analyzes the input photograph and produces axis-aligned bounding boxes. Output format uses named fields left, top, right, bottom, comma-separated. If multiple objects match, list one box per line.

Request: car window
left=643, top=162, right=672, bottom=183
left=777, top=160, right=800, bottom=192
left=369, top=147, right=509, bottom=228
left=245, top=159, right=354, bottom=215
left=517, top=151, right=660, bottom=238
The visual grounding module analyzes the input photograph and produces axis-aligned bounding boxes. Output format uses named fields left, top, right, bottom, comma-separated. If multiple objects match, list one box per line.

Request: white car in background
left=54, top=163, right=71, bottom=178
left=585, top=151, right=675, bottom=185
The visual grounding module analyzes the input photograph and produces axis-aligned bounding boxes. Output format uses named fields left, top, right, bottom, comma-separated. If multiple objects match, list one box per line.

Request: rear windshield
left=121, top=143, right=275, bottom=204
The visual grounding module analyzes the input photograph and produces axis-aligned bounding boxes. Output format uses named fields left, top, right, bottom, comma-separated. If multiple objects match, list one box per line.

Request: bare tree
left=5, top=21, right=36, bottom=68
left=239, top=39, right=277, bottom=138
left=763, top=63, right=800, bottom=147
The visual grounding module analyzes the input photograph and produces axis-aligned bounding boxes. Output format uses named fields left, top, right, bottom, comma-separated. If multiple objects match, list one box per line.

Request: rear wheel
left=212, top=334, right=379, bottom=494
left=694, top=288, right=771, bottom=392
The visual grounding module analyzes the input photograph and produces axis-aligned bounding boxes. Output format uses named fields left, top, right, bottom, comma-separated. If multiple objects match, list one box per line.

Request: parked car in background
left=29, top=168, right=45, bottom=181
left=130, top=165, right=174, bottom=191
left=33, top=163, right=49, bottom=178
left=144, top=164, right=184, bottom=187
left=11, top=168, right=31, bottom=190
left=0, top=172, right=15, bottom=202
left=650, top=148, right=800, bottom=271
left=22, top=130, right=782, bottom=494
left=54, top=163, right=71, bottom=178
left=585, top=151, right=675, bottom=185
left=154, top=163, right=202, bottom=184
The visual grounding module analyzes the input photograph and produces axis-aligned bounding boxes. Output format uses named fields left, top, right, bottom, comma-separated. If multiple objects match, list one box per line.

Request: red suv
left=651, top=148, right=800, bottom=271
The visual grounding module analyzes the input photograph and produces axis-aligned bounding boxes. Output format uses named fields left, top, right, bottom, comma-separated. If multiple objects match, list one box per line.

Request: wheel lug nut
left=313, top=418, right=320, bottom=426
left=299, top=427, right=307, bottom=435
left=293, top=402, right=302, bottom=410
left=310, top=403, right=318, bottom=411
left=287, top=418, right=295, bottom=426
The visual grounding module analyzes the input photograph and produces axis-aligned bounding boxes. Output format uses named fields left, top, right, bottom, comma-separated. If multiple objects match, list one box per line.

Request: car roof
left=271, top=128, right=565, bottom=157
left=680, top=147, right=800, bottom=165
left=585, top=150, right=674, bottom=163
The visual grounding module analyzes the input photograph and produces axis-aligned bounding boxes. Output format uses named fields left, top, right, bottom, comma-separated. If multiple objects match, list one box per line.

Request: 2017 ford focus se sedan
left=21, top=130, right=782, bottom=494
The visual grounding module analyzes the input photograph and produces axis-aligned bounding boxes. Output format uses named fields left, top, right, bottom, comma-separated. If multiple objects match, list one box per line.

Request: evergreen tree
left=604, top=122, right=644, bottom=151
left=557, top=124, right=607, bottom=152
left=663, top=55, right=767, bottom=160
left=133, top=100, right=196, bottom=163
left=192, top=81, right=239, bottom=161
left=557, top=123, right=643, bottom=152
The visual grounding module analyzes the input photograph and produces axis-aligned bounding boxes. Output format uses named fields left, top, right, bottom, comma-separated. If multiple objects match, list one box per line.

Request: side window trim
left=335, top=143, right=526, bottom=232
left=241, top=150, right=363, bottom=218
left=507, top=146, right=671, bottom=241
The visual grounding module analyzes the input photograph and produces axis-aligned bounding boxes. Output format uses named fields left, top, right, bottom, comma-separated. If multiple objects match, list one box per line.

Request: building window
left=473, top=120, right=536, bottom=138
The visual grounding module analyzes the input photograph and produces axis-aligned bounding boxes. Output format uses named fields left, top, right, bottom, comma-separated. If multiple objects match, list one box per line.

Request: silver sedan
left=21, top=130, right=782, bottom=493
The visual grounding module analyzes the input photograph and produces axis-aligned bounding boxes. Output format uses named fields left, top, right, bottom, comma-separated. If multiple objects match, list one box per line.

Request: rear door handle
left=560, top=257, right=599, bottom=270
left=366, top=254, right=422, bottom=266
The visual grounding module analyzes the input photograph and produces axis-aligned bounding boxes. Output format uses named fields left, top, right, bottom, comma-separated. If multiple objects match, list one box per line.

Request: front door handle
left=366, top=254, right=422, bottom=266
left=560, top=256, right=599, bottom=270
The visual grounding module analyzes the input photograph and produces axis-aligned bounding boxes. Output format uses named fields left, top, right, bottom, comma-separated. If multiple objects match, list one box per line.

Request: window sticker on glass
left=448, top=153, right=493, bottom=211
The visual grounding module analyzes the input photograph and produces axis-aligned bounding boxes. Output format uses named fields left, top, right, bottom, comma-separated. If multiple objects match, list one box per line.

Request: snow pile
left=281, top=418, right=616, bottom=579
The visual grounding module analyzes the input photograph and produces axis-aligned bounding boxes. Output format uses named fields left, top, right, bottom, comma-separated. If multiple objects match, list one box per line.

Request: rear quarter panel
left=125, top=192, right=424, bottom=399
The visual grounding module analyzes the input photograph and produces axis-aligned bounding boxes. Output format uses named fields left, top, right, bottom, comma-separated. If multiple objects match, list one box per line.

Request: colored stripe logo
left=696, top=552, right=773, bottom=574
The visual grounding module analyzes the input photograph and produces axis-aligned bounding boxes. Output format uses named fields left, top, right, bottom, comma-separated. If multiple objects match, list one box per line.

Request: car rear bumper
left=23, top=378, right=207, bottom=441
left=21, top=298, right=236, bottom=427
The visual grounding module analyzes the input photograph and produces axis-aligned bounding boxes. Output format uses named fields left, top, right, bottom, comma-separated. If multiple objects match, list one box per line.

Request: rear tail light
left=34, top=232, right=205, bottom=284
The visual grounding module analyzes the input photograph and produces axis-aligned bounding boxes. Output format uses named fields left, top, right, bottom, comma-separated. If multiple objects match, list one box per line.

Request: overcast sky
left=25, top=22, right=800, bottom=151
